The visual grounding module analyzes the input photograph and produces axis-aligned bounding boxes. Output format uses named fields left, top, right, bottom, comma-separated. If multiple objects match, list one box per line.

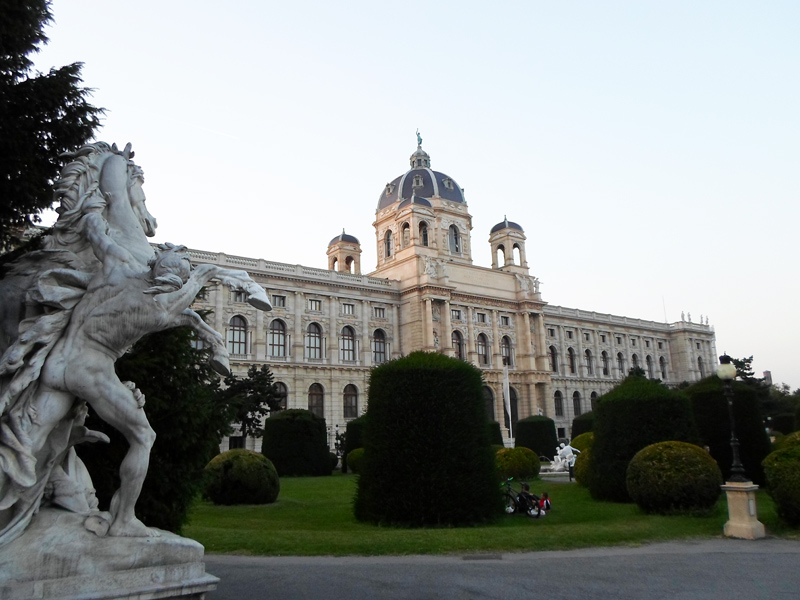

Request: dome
left=377, top=144, right=465, bottom=211
left=490, top=216, right=524, bottom=234
left=328, top=229, right=360, bottom=246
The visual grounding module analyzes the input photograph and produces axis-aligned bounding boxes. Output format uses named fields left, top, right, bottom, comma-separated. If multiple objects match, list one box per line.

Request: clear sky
left=34, top=1, right=799, bottom=389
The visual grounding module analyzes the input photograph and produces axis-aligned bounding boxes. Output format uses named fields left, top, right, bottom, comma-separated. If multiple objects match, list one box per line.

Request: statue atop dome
left=416, top=129, right=422, bottom=148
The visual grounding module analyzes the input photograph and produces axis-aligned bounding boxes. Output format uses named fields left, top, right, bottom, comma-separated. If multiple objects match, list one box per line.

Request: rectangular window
left=374, top=306, right=386, bottom=319
left=631, top=338, right=637, bottom=346
left=567, top=330, right=573, bottom=339
left=584, top=332, right=590, bottom=341
left=343, top=303, right=354, bottom=315
left=548, top=328, right=555, bottom=337
left=600, top=334, right=606, bottom=343
left=451, top=309, right=461, bottom=321
left=232, top=290, right=247, bottom=303
left=645, top=340, right=650, bottom=348
left=616, top=336, right=622, bottom=344
left=696, top=342, right=701, bottom=349
left=557, top=427, right=566, bottom=439
left=477, top=313, right=487, bottom=323
left=272, top=294, right=286, bottom=307
left=308, top=299, right=322, bottom=312
left=501, top=316, right=510, bottom=327
left=658, top=341, right=663, bottom=350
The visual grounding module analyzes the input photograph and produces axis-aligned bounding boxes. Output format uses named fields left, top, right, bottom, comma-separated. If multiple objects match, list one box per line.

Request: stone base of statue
left=721, top=481, right=766, bottom=540
left=0, top=508, right=218, bottom=600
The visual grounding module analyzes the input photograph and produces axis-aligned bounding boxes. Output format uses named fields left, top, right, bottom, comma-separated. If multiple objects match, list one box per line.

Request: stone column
left=466, top=306, right=477, bottom=365
left=293, top=291, right=304, bottom=362
left=328, top=296, right=338, bottom=364
left=361, top=299, right=371, bottom=366
left=441, top=300, right=452, bottom=356
left=521, top=312, right=533, bottom=370
left=424, top=298, right=434, bottom=351
left=391, top=302, right=400, bottom=358
left=491, top=309, right=500, bottom=368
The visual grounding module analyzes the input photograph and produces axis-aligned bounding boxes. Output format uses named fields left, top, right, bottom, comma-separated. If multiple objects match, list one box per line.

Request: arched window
left=343, top=384, right=358, bottom=419
left=646, top=355, right=654, bottom=379
left=483, top=386, right=495, bottom=421
left=504, top=387, right=519, bottom=432
left=402, top=223, right=411, bottom=247
left=268, top=319, right=286, bottom=357
left=590, top=391, right=598, bottom=411
left=500, top=336, right=512, bottom=366
left=384, top=230, right=393, bottom=258
left=274, top=382, right=288, bottom=410
left=550, top=346, right=559, bottom=373
left=496, top=245, right=506, bottom=267
left=698, top=356, right=705, bottom=378
left=305, top=323, right=322, bottom=359
left=568, top=348, right=576, bottom=374
left=554, top=391, right=564, bottom=417
left=372, top=329, right=386, bottom=364
left=330, top=257, right=338, bottom=271
left=617, top=352, right=625, bottom=376
left=601, top=351, right=609, bottom=376
left=227, top=316, right=247, bottom=355
left=419, top=221, right=429, bottom=246
left=452, top=330, right=464, bottom=360
left=345, top=256, right=354, bottom=273
left=512, top=244, right=522, bottom=266
left=573, top=391, right=582, bottom=417
left=477, top=333, right=490, bottom=365
left=448, top=225, right=461, bottom=253
left=632, top=354, right=639, bottom=369
left=659, top=356, right=667, bottom=380
left=340, top=326, right=355, bottom=362
left=585, top=349, right=593, bottom=375
left=308, top=383, right=324, bottom=418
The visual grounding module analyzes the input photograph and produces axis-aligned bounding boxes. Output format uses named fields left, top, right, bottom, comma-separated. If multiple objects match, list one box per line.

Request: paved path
left=204, top=538, right=800, bottom=600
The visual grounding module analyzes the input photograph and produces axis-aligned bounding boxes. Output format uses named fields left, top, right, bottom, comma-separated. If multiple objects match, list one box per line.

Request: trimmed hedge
left=572, top=432, right=594, bottom=487
left=341, top=414, right=368, bottom=474
left=684, top=377, right=772, bottom=485
left=487, top=421, right=504, bottom=446
left=762, top=445, right=800, bottom=527
left=496, top=447, right=541, bottom=480
left=588, top=375, right=699, bottom=502
left=571, top=411, right=594, bottom=438
left=354, top=352, right=500, bottom=526
left=773, top=431, right=800, bottom=453
left=261, top=409, right=332, bottom=476
left=515, top=416, right=558, bottom=460
left=347, top=448, right=365, bottom=474
left=626, top=442, right=722, bottom=515
left=204, top=449, right=280, bottom=505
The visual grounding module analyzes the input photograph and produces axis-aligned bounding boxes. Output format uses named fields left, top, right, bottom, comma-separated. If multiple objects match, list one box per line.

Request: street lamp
left=716, top=354, right=747, bottom=482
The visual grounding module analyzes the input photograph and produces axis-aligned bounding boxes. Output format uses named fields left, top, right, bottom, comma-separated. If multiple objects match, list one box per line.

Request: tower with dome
left=188, top=138, right=717, bottom=451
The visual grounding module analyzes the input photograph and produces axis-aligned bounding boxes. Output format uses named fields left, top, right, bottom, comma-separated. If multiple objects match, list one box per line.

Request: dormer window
left=413, top=175, right=423, bottom=188
left=384, top=183, right=395, bottom=196
left=443, top=178, right=454, bottom=190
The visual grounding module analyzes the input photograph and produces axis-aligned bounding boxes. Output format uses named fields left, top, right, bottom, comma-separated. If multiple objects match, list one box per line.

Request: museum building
left=189, top=143, right=717, bottom=451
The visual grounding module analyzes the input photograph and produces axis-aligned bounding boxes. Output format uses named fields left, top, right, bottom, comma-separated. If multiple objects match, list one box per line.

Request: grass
left=184, top=473, right=797, bottom=556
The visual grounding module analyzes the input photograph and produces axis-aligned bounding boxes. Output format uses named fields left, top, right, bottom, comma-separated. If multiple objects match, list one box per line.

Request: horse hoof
left=246, top=292, right=272, bottom=312
left=210, top=355, right=231, bottom=376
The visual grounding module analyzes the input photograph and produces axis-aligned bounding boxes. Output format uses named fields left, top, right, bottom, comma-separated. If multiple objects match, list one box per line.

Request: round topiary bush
left=762, top=445, right=800, bottom=527
left=571, top=432, right=594, bottom=453
left=496, top=447, right=540, bottom=480
left=574, top=445, right=592, bottom=487
left=347, top=448, right=365, bottom=474
left=626, top=442, right=722, bottom=515
left=261, top=409, right=332, bottom=477
left=204, top=449, right=280, bottom=505
left=772, top=430, right=800, bottom=453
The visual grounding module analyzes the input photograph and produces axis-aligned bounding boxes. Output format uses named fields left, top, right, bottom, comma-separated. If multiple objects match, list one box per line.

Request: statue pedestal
left=721, top=481, right=766, bottom=540
left=0, top=508, right=218, bottom=600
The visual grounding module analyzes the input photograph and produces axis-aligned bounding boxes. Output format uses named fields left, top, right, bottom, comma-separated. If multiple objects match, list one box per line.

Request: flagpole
left=503, top=362, right=512, bottom=439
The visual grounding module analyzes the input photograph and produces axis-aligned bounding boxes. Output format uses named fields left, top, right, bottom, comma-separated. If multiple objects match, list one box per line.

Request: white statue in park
left=0, top=142, right=271, bottom=548
left=552, top=442, right=581, bottom=472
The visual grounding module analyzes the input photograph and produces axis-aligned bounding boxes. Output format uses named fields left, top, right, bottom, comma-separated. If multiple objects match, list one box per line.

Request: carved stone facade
left=192, top=143, right=717, bottom=450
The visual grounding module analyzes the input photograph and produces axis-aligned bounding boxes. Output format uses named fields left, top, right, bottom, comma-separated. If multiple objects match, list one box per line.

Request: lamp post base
left=721, top=481, right=766, bottom=540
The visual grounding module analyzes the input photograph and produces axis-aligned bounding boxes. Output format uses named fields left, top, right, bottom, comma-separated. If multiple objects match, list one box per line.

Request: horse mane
left=45, top=142, right=144, bottom=252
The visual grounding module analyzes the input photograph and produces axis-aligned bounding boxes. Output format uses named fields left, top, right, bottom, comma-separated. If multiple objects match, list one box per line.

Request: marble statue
left=0, top=142, right=271, bottom=549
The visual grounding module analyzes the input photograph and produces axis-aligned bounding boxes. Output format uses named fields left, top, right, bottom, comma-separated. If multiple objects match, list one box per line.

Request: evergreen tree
left=0, top=0, right=104, bottom=248
left=218, top=364, right=279, bottom=439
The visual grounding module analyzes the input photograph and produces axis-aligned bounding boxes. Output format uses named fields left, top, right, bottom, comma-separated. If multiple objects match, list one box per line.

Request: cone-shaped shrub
left=342, top=414, right=368, bottom=473
left=626, top=442, right=722, bottom=515
left=588, top=374, right=699, bottom=502
left=487, top=421, right=504, bottom=446
left=684, top=377, right=772, bottom=485
left=515, top=416, right=558, bottom=459
left=204, top=450, right=280, bottom=505
left=261, top=409, right=332, bottom=476
left=762, top=445, right=800, bottom=527
left=571, top=411, right=594, bottom=438
left=354, top=352, right=500, bottom=526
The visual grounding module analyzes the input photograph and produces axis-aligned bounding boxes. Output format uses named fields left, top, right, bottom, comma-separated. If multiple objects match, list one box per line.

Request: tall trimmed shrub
left=495, top=447, right=540, bottom=480
left=341, top=414, right=368, bottom=474
left=515, top=416, right=558, bottom=459
left=684, top=377, right=772, bottom=485
left=588, top=375, right=699, bottom=502
left=261, top=409, right=332, bottom=476
left=571, top=411, right=594, bottom=438
left=354, top=352, right=500, bottom=526
left=487, top=421, right=504, bottom=446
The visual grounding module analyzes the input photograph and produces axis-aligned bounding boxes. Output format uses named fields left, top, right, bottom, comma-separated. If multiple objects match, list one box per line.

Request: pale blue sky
left=35, top=1, right=799, bottom=388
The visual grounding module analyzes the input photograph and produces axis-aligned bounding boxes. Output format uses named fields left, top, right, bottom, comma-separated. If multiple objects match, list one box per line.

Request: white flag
left=503, top=364, right=512, bottom=438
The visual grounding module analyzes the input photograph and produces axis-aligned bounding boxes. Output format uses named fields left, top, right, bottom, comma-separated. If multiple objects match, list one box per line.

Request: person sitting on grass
left=539, top=491, right=551, bottom=512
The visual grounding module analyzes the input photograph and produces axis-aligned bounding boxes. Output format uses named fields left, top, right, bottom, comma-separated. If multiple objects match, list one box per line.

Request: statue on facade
left=0, top=142, right=271, bottom=547
left=424, top=255, right=439, bottom=278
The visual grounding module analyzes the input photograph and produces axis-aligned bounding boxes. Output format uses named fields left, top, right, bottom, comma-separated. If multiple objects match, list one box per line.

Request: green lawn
left=184, top=473, right=796, bottom=556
